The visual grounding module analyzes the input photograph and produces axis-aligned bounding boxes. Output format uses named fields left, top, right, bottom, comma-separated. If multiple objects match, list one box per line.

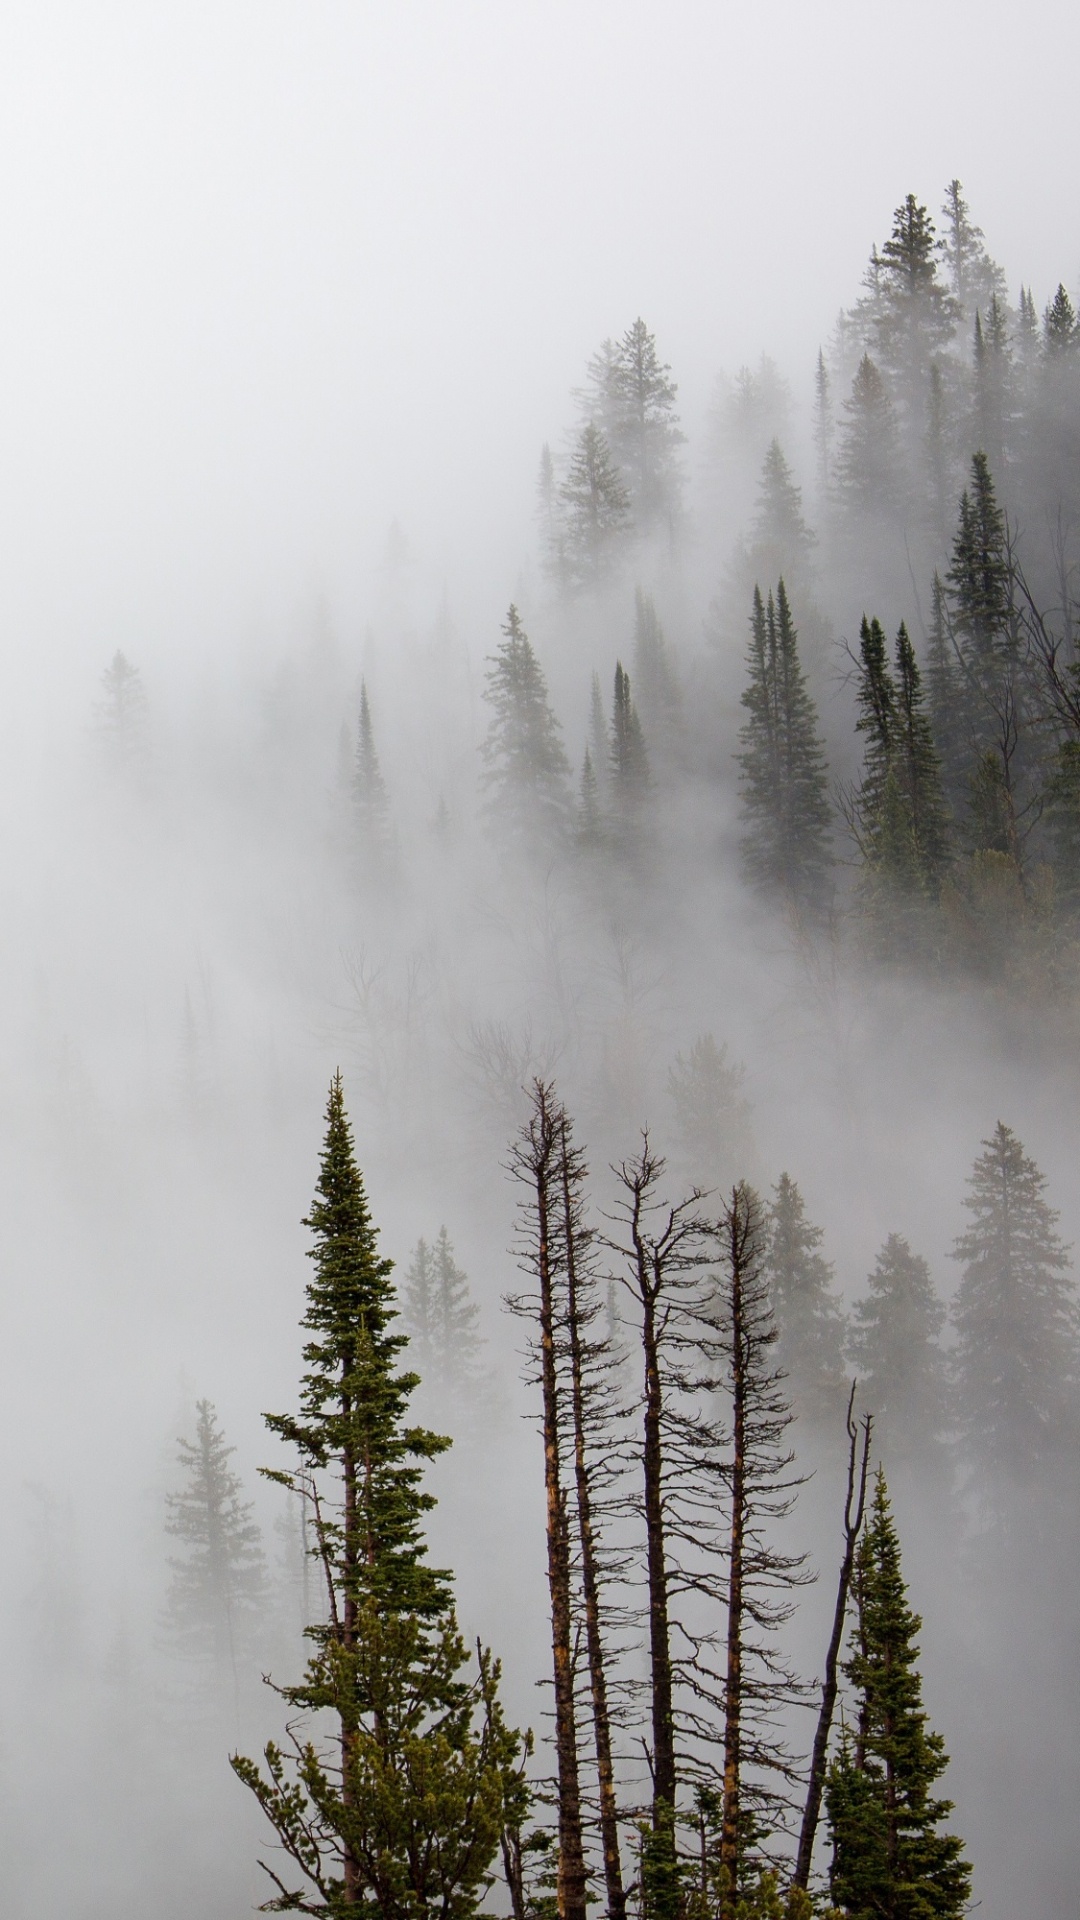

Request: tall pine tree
left=480, top=606, right=572, bottom=848
left=737, top=580, right=832, bottom=915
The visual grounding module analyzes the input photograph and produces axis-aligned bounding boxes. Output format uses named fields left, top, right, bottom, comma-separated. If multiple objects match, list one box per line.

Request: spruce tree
left=352, top=680, right=391, bottom=861
left=609, top=660, right=650, bottom=842
left=924, top=573, right=967, bottom=820
left=402, top=1227, right=485, bottom=1401
left=164, top=1398, right=267, bottom=1697
left=937, top=179, right=1006, bottom=323
left=736, top=580, right=832, bottom=915
left=632, top=588, right=682, bottom=756
left=746, top=439, right=816, bottom=589
left=233, top=1076, right=521, bottom=1917
left=874, top=194, right=958, bottom=472
left=559, top=422, right=632, bottom=586
left=763, top=1174, right=847, bottom=1432
left=480, top=606, right=572, bottom=848
left=826, top=1474, right=970, bottom=1920
left=583, top=318, right=684, bottom=531
left=849, top=619, right=951, bottom=908
left=951, top=1122, right=1078, bottom=1494
left=1043, top=284, right=1078, bottom=357
left=846, top=1237, right=949, bottom=1481
left=835, top=355, right=903, bottom=521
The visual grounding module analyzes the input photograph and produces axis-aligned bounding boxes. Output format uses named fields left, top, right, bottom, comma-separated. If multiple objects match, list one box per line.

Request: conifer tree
left=480, top=606, right=572, bottom=847
left=402, top=1228, right=485, bottom=1400
left=577, top=745, right=604, bottom=848
left=848, top=618, right=951, bottom=907
left=1043, top=284, right=1078, bottom=357
left=826, top=1474, right=970, bottom=1920
left=951, top=1122, right=1078, bottom=1495
left=668, top=1034, right=755, bottom=1195
left=834, top=355, right=903, bottom=521
left=874, top=195, right=958, bottom=467
left=763, top=1174, right=847, bottom=1432
left=609, top=661, right=650, bottom=842
left=559, top=422, right=633, bottom=586
left=746, top=440, right=816, bottom=589
left=736, top=581, right=832, bottom=915
left=164, top=1398, right=267, bottom=1698
left=584, top=318, right=684, bottom=532
left=537, top=442, right=567, bottom=586
left=95, top=650, right=149, bottom=771
left=632, top=588, right=682, bottom=756
left=937, top=180, right=1006, bottom=322
left=846, top=1237, right=949, bottom=1481
left=352, top=681, right=391, bottom=860
left=924, top=573, right=968, bottom=822
left=813, top=350, right=833, bottom=499
left=233, top=1077, right=520, bottom=1917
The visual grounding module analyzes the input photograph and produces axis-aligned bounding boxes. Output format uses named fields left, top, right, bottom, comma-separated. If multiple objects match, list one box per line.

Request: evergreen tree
left=577, top=745, right=604, bottom=848
left=402, top=1227, right=485, bottom=1400
left=971, top=298, right=1012, bottom=480
left=609, top=660, right=650, bottom=839
left=1043, top=283, right=1078, bottom=358
left=480, top=606, right=571, bottom=847
left=813, top=349, right=833, bottom=499
left=846, top=1237, right=949, bottom=1480
left=849, top=618, right=951, bottom=906
left=584, top=318, right=684, bottom=531
left=632, top=588, right=682, bottom=755
left=874, top=194, right=958, bottom=448
left=937, top=179, right=1006, bottom=322
left=826, top=1474, right=970, bottom=1920
left=951, top=1122, right=1078, bottom=1495
left=736, top=580, right=832, bottom=914
left=747, top=439, right=816, bottom=586
left=763, top=1174, right=847, bottom=1432
left=559, top=422, right=633, bottom=586
left=924, top=573, right=967, bottom=820
left=233, top=1077, right=521, bottom=1917
left=835, top=356, right=903, bottom=520
left=352, top=681, right=391, bottom=859
left=164, top=1398, right=267, bottom=1696
left=668, top=1034, right=755, bottom=1195
left=536, top=441, right=566, bottom=585
left=95, top=650, right=149, bottom=770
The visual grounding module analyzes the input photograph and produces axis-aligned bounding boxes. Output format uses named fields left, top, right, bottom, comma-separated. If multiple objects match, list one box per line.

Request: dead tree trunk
left=510, top=1082, right=588, bottom=1920
left=559, top=1118, right=627, bottom=1920
left=793, top=1388, right=872, bottom=1891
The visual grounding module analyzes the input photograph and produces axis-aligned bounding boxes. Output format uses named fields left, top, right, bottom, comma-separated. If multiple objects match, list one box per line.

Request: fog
left=0, top=5, right=1079, bottom=1918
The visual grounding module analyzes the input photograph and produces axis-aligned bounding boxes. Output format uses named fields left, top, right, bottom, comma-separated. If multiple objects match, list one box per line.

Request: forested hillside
left=3, top=180, right=1080, bottom=1920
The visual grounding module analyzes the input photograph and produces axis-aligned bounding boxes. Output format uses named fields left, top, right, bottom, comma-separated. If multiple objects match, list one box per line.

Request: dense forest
left=6, top=180, right=1080, bottom=1920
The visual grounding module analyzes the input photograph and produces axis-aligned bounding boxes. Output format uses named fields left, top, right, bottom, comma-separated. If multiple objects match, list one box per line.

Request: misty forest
left=8, top=170, right=1080, bottom=1920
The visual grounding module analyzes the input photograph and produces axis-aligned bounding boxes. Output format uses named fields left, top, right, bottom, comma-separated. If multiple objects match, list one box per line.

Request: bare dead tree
left=558, top=1112, right=629, bottom=1920
left=792, top=1385, right=872, bottom=1891
left=507, top=1081, right=588, bottom=1920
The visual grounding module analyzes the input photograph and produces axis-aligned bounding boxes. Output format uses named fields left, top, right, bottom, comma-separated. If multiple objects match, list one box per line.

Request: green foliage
left=846, top=1237, right=948, bottom=1478
left=764, top=1174, right=847, bottom=1431
left=951, top=1122, right=1078, bottom=1493
left=480, top=607, right=571, bottom=847
left=737, top=580, right=833, bottom=914
left=835, top=356, right=901, bottom=518
left=402, top=1228, right=485, bottom=1400
left=583, top=317, right=684, bottom=530
left=849, top=618, right=951, bottom=929
left=233, top=1077, right=522, bottom=1918
left=558, top=422, right=633, bottom=585
left=826, top=1477, right=970, bottom=1920
left=164, top=1398, right=267, bottom=1683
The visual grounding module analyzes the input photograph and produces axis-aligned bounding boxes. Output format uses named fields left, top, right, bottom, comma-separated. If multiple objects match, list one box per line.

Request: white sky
left=0, top=0, right=1076, bottom=684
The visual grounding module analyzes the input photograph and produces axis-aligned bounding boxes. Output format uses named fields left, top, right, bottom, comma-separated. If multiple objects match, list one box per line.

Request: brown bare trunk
left=531, top=1090, right=588, bottom=1920
left=638, top=1246, right=676, bottom=1825
left=719, top=1196, right=746, bottom=1920
left=559, top=1125, right=626, bottom=1920
left=793, top=1388, right=872, bottom=1890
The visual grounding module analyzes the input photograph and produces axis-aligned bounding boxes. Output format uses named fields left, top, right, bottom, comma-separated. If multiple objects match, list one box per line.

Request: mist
left=1, top=5, right=1079, bottom=1918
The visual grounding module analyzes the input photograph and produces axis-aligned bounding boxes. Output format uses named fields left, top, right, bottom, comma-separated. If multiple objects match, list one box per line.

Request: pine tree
left=584, top=318, right=684, bottom=532
left=813, top=350, right=833, bottom=499
left=609, top=660, right=650, bottom=842
left=1043, top=284, right=1078, bottom=357
left=668, top=1034, right=755, bottom=1195
left=537, top=442, right=567, bottom=585
left=849, top=618, right=951, bottom=907
left=763, top=1174, right=847, bottom=1432
left=846, top=1237, right=949, bottom=1481
left=577, top=745, right=604, bottom=848
left=233, top=1076, right=521, bottom=1917
left=835, top=355, right=902, bottom=521
left=480, top=606, right=572, bottom=847
left=924, top=573, right=967, bottom=820
left=353, top=680, right=391, bottom=860
left=746, top=440, right=816, bottom=588
left=826, top=1474, right=970, bottom=1920
left=945, top=452, right=1028, bottom=860
left=874, top=194, right=958, bottom=459
left=95, top=650, right=149, bottom=770
left=937, top=180, right=1006, bottom=322
left=632, top=588, right=682, bottom=756
left=164, top=1398, right=267, bottom=1698
left=402, top=1227, right=485, bottom=1401
left=951, top=1122, right=1078, bottom=1495
left=736, top=581, right=832, bottom=915
left=559, top=422, right=633, bottom=587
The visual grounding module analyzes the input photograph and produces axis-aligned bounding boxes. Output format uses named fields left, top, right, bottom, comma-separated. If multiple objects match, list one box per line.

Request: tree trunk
left=560, top=1126, right=626, bottom=1920
left=793, top=1389, right=872, bottom=1890
left=532, top=1094, right=588, bottom=1920
left=719, top=1197, right=746, bottom=1920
